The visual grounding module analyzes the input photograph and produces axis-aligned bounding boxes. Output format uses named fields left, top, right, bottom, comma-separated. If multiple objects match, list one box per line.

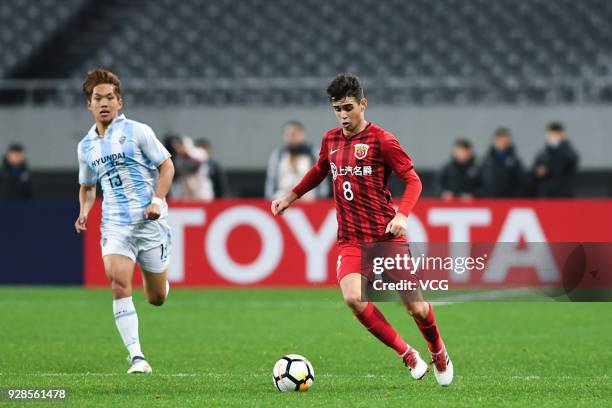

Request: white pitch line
left=1, top=372, right=608, bottom=381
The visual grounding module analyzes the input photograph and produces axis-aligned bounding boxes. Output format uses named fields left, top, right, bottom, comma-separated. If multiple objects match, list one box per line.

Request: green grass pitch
left=1, top=287, right=611, bottom=407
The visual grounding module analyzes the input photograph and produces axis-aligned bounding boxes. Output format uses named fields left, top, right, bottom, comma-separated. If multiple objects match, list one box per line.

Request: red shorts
left=336, top=244, right=362, bottom=282
left=336, top=238, right=407, bottom=283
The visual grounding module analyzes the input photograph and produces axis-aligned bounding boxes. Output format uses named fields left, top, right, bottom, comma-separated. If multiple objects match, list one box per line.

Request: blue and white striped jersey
left=77, top=114, right=171, bottom=225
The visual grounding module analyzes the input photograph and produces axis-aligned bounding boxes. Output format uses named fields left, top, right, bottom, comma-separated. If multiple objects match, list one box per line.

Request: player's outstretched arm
left=75, top=183, right=96, bottom=233
left=271, top=135, right=330, bottom=216
left=145, top=158, right=175, bottom=220
left=271, top=191, right=298, bottom=216
left=271, top=156, right=329, bottom=216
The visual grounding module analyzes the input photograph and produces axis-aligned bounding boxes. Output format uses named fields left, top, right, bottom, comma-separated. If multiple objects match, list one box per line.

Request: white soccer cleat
left=127, top=356, right=152, bottom=374
left=431, top=346, right=453, bottom=386
left=402, top=347, right=429, bottom=380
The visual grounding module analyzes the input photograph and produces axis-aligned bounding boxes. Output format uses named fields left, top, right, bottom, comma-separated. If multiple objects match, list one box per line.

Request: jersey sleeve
left=136, top=124, right=171, bottom=166
left=77, top=143, right=96, bottom=185
left=380, top=132, right=422, bottom=216
left=292, top=135, right=331, bottom=198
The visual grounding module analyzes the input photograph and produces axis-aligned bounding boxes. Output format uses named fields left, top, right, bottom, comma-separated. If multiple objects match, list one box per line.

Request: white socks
left=113, top=296, right=143, bottom=360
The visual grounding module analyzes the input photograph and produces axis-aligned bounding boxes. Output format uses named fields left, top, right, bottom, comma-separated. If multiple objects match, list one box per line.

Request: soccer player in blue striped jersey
left=75, top=69, right=175, bottom=374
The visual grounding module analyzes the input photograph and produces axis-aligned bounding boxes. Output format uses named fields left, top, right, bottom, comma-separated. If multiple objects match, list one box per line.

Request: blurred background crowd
left=1, top=0, right=610, bottom=201
left=0, top=119, right=582, bottom=200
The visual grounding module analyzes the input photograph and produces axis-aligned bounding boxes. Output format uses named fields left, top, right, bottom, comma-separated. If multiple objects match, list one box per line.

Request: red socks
left=414, top=303, right=443, bottom=353
left=356, top=302, right=408, bottom=355
left=355, top=302, right=444, bottom=356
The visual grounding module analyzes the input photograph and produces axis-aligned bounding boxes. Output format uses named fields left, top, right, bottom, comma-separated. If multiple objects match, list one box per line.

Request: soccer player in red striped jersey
left=271, top=74, right=453, bottom=385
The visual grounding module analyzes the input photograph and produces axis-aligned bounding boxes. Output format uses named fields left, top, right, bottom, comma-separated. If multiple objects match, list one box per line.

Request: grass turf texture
left=1, top=288, right=611, bottom=407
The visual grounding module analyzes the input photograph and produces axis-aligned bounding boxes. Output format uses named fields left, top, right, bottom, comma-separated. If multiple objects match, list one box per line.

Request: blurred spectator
left=164, top=134, right=211, bottom=200
left=195, top=139, right=230, bottom=198
left=479, top=128, right=525, bottom=197
left=439, top=139, right=479, bottom=201
left=265, top=120, right=328, bottom=200
left=531, top=122, right=579, bottom=197
left=0, top=143, right=32, bottom=199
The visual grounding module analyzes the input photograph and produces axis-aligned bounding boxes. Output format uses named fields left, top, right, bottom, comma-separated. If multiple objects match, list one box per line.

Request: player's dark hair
left=326, top=73, right=364, bottom=102
left=82, top=69, right=121, bottom=100
left=547, top=122, right=564, bottom=132
left=454, top=139, right=472, bottom=149
left=494, top=127, right=511, bottom=138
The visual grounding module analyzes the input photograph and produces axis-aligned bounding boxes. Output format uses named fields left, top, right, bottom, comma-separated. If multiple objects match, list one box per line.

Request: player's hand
left=144, top=203, right=161, bottom=220
left=271, top=192, right=298, bottom=216
left=271, top=192, right=299, bottom=216
left=271, top=198, right=291, bottom=216
left=385, top=213, right=407, bottom=237
left=75, top=214, right=88, bottom=234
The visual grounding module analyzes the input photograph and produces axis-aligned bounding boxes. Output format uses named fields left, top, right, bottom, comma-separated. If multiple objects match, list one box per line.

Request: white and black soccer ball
left=272, top=354, right=315, bottom=392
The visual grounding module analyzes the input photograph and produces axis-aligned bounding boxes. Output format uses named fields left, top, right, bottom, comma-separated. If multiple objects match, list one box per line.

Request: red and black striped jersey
left=293, top=123, right=420, bottom=244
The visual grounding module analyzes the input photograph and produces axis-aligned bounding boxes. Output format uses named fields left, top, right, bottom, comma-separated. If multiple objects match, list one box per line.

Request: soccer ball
left=272, top=354, right=315, bottom=392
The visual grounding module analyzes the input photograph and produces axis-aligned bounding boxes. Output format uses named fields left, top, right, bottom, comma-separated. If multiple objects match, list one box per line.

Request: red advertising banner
left=84, top=199, right=612, bottom=287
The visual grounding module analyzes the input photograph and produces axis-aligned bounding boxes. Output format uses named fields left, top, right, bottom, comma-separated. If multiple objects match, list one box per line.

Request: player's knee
left=110, top=279, right=131, bottom=298
left=147, top=292, right=166, bottom=306
left=343, top=292, right=364, bottom=311
left=405, top=301, right=428, bottom=319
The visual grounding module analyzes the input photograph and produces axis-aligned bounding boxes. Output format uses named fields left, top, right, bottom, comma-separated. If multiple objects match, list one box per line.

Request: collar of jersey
left=341, top=122, right=372, bottom=140
left=88, top=114, right=127, bottom=139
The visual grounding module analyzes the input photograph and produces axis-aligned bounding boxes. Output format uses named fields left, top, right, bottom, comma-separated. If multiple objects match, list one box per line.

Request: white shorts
left=100, top=220, right=171, bottom=273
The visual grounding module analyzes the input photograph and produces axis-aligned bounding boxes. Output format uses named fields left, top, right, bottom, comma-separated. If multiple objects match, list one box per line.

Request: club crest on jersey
left=118, top=135, right=126, bottom=144
left=353, top=144, right=369, bottom=160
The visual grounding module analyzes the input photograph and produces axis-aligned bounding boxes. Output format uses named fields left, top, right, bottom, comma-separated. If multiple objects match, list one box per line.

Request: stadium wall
left=2, top=199, right=610, bottom=287
left=82, top=199, right=610, bottom=288
left=0, top=201, right=82, bottom=285
left=1, top=105, right=611, bottom=170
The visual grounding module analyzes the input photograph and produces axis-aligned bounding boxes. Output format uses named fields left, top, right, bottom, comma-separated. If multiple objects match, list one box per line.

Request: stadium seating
left=0, top=0, right=86, bottom=78
left=2, top=0, right=612, bottom=104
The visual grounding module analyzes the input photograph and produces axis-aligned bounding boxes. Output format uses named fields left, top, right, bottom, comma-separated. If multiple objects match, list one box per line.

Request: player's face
left=332, top=97, right=367, bottom=134
left=88, top=83, right=123, bottom=126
